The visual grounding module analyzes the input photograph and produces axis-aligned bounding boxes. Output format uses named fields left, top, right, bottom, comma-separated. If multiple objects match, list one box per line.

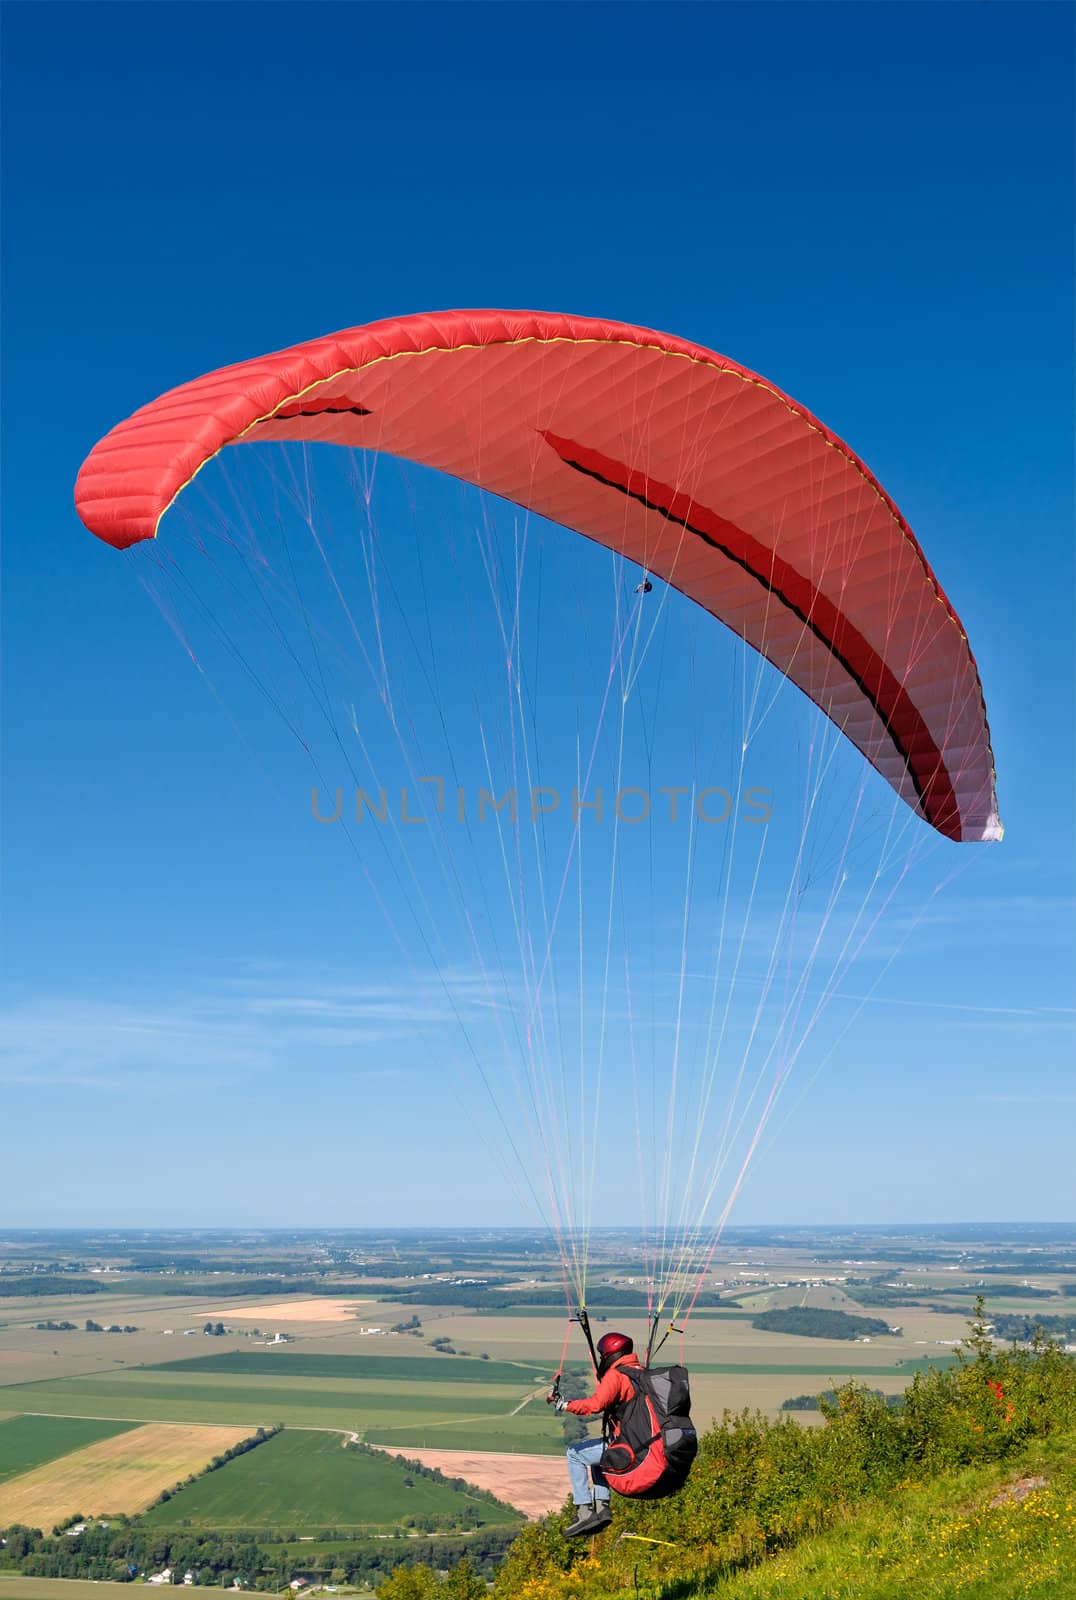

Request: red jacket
left=565, top=1352, right=641, bottom=1423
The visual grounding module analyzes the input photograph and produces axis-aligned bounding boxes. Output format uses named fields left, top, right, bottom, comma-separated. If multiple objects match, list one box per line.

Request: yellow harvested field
left=199, top=1297, right=367, bottom=1322
left=0, top=1422, right=254, bottom=1527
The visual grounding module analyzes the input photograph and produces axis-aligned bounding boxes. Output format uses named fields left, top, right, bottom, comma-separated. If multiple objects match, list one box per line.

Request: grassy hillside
left=701, top=1442, right=1076, bottom=1599
left=374, top=1307, right=1076, bottom=1600
left=479, top=1439, right=1076, bottom=1600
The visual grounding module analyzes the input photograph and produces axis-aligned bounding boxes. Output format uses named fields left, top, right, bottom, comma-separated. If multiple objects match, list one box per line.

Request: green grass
left=276, top=1537, right=372, bottom=1562
left=701, top=1434, right=1076, bottom=1600
left=0, top=1414, right=136, bottom=1483
left=364, top=1414, right=565, bottom=1454
left=3, top=1394, right=499, bottom=1431
left=34, top=1370, right=526, bottom=1410
left=147, top=1349, right=550, bottom=1384
left=142, top=1428, right=519, bottom=1530
left=2, top=1366, right=532, bottom=1431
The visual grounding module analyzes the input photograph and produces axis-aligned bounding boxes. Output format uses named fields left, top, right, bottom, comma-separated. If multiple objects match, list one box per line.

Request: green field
left=148, top=1349, right=551, bottom=1384
left=364, top=1414, right=566, bottom=1454
left=0, top=1351, right=950, bottom=1443
left=142, top=1428, right=519, bottom=1529
left=2, top=1373, right=527, bottom=1431
left=0, top=1414, right=136, bottom=1483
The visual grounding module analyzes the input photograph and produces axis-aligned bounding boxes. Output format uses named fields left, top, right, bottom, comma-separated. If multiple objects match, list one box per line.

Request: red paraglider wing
left=74, top=308, right=1000, bottom=842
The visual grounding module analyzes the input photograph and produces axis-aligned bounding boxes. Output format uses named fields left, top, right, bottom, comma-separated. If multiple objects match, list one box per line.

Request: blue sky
left=2, top=1, right=1073, bottom=1232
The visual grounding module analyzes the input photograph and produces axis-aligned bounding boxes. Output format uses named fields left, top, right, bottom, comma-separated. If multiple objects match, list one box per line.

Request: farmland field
left=0, top=1415, right=136, bottom=1483
left=1, top=1225, right=1069, bottom=1567
left=143, top=1427, right=520, bottom=1529
left=364, top=1416, right=567, bottom=1454
left=0, top=1342, right=956, bottom=1451
left=0, top=1422, right=255, bottom=1528
left=1, top=1367, right=540, bottom=1434
left=662, top=1357, right=952, bottom=1377
left=0, top=1224, right=1072, bottom=1598
left=148, top=1349, right=552, bottom=1384
left=0, top=1581, right=229, bottom=1600
left=403, top=1310, right=952, bottom=1367
left=196, top=1298, right=371, bottom=1321
left=378, top=1447, right=566, bottom=1518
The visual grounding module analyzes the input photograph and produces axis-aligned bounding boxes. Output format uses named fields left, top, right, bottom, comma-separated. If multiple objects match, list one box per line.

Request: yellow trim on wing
left=151, top=331, right=832, bottom=535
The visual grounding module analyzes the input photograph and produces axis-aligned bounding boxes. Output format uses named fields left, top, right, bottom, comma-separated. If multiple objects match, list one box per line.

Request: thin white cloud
left=236, top=974, right=508, bottom=1024
left=976, top=1093, right=1076, bottom=1105
left=944, top=1018, right=1076, bottom=1035
left=0, top=971, right=500, bottom=1093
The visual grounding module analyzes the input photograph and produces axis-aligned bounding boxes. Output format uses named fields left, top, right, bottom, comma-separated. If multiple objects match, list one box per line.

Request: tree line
left=1, top=1276, right=107, bottom=1296
left=991, top=1311, right=1076, bottom=1343
left=0, top=1519, right=517, bottom=1588
left=751, top=1308, right=892, bottom=1340
left=782, top=1387, right=900, bottom=1411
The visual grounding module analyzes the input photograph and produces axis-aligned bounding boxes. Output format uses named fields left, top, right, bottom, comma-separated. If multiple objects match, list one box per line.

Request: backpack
left=599, top=1364, right=698, bottom=1500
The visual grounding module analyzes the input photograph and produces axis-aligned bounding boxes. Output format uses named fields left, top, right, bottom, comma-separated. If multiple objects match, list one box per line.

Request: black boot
left=565, top=1502, right=612, bottom=1538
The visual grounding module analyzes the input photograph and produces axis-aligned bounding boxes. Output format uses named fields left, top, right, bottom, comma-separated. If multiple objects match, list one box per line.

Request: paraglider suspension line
left=572, top=1306, right=599, bottom=1372
left=645, top=1315, right=682, bottom=1366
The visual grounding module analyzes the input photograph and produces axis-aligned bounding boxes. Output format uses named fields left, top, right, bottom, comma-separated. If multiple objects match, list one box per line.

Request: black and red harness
left=600, top=1363, right=697, bottom=1500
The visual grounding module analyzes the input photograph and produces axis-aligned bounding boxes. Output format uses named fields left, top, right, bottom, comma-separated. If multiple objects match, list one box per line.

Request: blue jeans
left=566, top=1436, right=610, bottom=1505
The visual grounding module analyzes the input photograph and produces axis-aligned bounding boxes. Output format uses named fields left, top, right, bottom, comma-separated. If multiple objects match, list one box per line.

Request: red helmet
left=596, top=1331, right=633, bottom=1374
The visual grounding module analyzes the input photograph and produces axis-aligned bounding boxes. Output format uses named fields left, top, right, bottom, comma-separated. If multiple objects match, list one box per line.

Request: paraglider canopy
left=75, top=308, right=1000, bottom=843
